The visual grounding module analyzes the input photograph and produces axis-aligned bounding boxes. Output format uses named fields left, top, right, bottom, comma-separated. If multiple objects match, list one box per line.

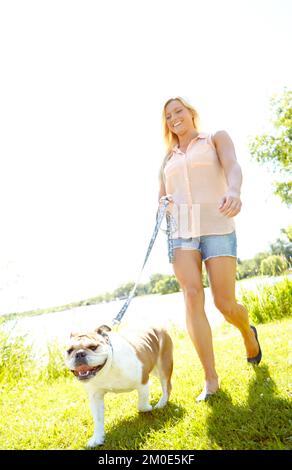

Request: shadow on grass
left=205, top=365, right=292, bottom=450
left=86, top=401, right=186, bottom=450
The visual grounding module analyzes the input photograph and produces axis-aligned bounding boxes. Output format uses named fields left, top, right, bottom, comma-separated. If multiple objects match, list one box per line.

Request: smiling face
left=165, top=99, right=195, bottom=136
left=65, top=325, right=111, bottom=381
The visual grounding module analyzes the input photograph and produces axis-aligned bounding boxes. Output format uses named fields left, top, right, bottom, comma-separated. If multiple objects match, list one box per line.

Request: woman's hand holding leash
left=159, top=194, right=174, bottom=214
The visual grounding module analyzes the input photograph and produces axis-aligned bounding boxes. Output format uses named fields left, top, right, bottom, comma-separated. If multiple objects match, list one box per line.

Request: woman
left=158, top=97, right=262, bottom=401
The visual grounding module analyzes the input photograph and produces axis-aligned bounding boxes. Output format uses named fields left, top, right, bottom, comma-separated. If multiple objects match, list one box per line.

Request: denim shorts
left=171, top=230, right=237, bottom=262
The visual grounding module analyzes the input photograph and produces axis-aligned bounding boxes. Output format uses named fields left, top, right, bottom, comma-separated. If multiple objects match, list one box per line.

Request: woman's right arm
left=158, top=179, right=167, bottom=202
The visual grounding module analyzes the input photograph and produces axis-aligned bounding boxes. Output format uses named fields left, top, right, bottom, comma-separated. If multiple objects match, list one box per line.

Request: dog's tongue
left=75, top=365, right=92, bottom=373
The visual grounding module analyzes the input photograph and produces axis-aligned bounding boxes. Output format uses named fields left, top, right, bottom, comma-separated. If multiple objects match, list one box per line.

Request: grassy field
left=0, top=318, right=291, bottom=450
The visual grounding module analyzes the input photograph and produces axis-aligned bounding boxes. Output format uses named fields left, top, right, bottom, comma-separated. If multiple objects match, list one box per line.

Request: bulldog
left=65, top=324, right=173, bottom=447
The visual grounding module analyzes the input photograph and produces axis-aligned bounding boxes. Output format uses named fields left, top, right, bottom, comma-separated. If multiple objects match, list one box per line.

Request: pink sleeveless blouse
left=163, top=132, right=235, bottom=238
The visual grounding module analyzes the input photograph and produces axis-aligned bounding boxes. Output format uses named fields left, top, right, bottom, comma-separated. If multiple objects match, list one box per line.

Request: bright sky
left=0, top=0, right=291, bottom=309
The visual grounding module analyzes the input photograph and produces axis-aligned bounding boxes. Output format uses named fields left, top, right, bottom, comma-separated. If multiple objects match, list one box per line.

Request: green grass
left=0, top=319, right=291, bottom=450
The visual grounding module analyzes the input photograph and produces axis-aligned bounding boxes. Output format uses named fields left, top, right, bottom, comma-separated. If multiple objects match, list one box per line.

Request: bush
left=260, top=255, right=288, bottom=276
left=39, top=340, right=71, bottom=383
left=0, top=326, right=70, bottom=384
left=0, top=330, right=33, bottom=383
left=238, top=277, right=292, bottom=324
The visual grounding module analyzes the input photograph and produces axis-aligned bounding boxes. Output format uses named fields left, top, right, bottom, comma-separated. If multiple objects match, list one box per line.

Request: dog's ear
left=95, top=325, right=112, bottom=336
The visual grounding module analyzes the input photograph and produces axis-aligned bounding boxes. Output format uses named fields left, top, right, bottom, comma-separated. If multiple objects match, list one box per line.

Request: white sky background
left=0, top=0, right=291, bottom=309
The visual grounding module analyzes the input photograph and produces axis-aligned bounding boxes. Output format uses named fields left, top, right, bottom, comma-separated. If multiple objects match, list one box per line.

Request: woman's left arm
left=213, top=130, right=242, bottom=217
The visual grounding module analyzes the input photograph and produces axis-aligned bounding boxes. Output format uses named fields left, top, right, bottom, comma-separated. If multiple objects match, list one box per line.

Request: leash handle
left=112, top=198, right=176, bottom=326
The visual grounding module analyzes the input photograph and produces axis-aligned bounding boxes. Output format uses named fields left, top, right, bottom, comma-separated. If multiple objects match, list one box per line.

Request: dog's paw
left=138, top=404, right=153, bottom=413
left=86, top=435, right=105, bottom=448
left=154, top=398, right=168, bottom=409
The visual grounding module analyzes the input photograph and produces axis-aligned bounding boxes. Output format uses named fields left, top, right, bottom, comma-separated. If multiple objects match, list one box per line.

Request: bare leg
left=173, top=249, right=219, bottom=399
left=205, top=256, right=259, bottom=358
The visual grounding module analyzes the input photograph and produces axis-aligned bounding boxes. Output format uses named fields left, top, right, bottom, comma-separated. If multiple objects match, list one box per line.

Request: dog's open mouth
left=72, top=363, right=106, bottom=380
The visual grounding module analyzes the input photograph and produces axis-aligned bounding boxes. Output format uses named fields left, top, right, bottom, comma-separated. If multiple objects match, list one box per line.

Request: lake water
left=2, top=274, right=290, bottom=355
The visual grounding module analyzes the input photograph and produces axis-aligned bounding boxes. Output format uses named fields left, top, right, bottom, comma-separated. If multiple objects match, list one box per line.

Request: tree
left=268, top=225, right=292, bottom=267
left=113, top=282, right=135, bottom=300
left=260, top=255, right=288, bottom=276
left=248, top=88, right=292, bottom=205
left=281, top=225, right=292, bottom=242
left=148, top=273, right=165, bottom=293
left=236, top=252, right=270, bottom=280
left=269, top=238, right=292, bottom=266
left=152, top=276, right=180, bottom=295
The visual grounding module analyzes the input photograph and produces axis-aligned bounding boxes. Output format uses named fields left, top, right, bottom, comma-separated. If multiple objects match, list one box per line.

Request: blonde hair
left=159, top=96, right=201, bottom=184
